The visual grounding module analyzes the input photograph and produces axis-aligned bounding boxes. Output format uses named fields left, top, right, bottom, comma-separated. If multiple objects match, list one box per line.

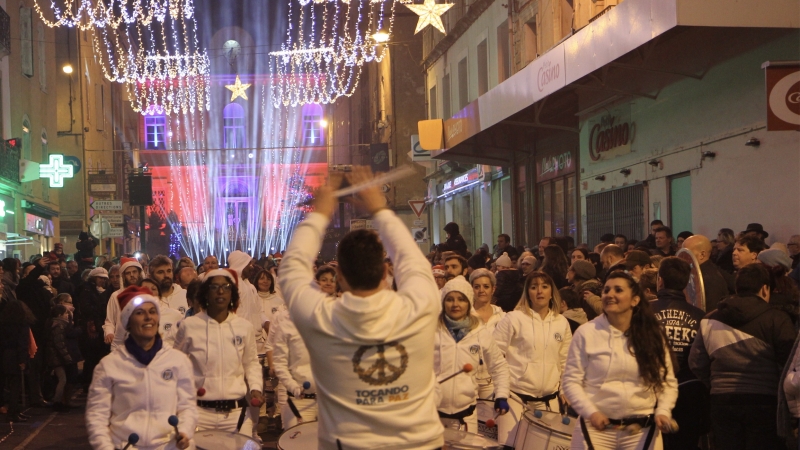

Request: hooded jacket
left=85, top=344, right=197, bottom=450
left=651, top=289, right=705, bottom=383
left=689, top=294, right=797, bottom=396
left=271, top=310, right=315, bottom=396
left=227, top=251, right=266, bottom=351
left=443, top=222, right=468, bottom=258
left=493, top=310, right=572, bottom=397
left=279, top=210, right=444, bottom=450
left=435, top=324, right=509, bottom=414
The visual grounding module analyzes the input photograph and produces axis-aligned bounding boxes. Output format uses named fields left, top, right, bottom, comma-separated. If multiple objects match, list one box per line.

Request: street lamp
left=62, top=64, right=73, bottom=74
left=372, top=31, right=390, bottom=43
left=320, top=119, right=329, bottom=128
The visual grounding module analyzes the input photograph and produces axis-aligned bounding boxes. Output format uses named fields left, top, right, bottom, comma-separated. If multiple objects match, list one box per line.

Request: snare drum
left=476, top=398, right=498, bottom=440
left=277, top=421, right=318, bottom=450
left=513, top=410, right=573, bottom=450
left=194, top=430, right=262, bottom=450
left=444, top=428, right=504, bottom=449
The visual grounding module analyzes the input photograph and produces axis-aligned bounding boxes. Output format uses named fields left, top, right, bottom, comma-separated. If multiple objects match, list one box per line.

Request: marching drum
left=513, top=410, right=573, bottom=450
left=476, top=398, right=498, bottom=440
left=443, top=429, right=504, bottom=449
left=194, top=430, right=262, bottom=450
left=277, top=421, right=318, bottom=450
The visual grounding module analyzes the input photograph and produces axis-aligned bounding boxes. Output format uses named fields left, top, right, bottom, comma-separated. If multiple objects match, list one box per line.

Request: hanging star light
left=226, top=75, right=252, bottom=101
left=405, top=0, right=453, bottom=35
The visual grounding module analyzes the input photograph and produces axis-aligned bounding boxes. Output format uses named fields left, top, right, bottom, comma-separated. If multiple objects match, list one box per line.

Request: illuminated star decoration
left=226, top=75, right=252, bottom=101
left=405, top=0, right=454, bottom=35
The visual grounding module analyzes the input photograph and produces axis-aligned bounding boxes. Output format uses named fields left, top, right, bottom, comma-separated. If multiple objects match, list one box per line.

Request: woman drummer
left=469, top=269, right=506, bottom=399
left=436, top=277, right=510, bottom=433
left=139, top=278, right=185, bottom=348
left=562, top=272, right=677, bottom=450
left=86, top=286, right=196, bottom=450
left=492, top=271, right=573, bottom=447
left=174, top=269, right=263, bottom=435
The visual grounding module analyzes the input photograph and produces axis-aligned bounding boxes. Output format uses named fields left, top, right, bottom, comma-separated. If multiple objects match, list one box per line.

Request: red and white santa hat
left=119, top=257, right=143, bottom=276
left=432, top=265, right=446, bottom=277
left=203, top=268, right=238, bottom=286
left=118, top=285, right=160, bottom=329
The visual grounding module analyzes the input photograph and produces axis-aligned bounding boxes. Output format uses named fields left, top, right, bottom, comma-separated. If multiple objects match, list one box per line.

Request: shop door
left=670, top=173, right=692, bottom=234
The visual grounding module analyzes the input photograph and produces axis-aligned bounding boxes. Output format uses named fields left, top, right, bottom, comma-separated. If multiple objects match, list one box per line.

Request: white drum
left=444, top=428, right=504, bottom=449
left=514, top=410, right=573, bottom=450
left=194, top=430, right=262, bottom=450
left=476, top=399, right=498, bottom=440
left=277, top=421, right=318, bottom=450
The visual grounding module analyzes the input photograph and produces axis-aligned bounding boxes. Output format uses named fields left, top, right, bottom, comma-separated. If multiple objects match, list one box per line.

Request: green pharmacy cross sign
left=40, top=154, right=74, bottom=187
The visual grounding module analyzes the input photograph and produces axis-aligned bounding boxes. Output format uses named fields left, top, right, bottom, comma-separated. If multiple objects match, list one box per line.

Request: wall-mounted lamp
left=62, top=64, right=73, bottom=74
left=701, top=151, right=716, bottom=160
left=620, top=168, right=631, bottom=176
left=648, top=159, right=661, bottom=167
left=594, top=175, right=606, bottom=181
left=745, top=137, right=760, bottom=147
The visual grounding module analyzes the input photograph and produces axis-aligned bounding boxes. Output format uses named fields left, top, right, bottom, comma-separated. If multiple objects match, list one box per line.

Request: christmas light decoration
left=225, top=75, right=252, bottom=102
left=269, top=0, right=399, bottom=107
left=405, top=0, right=454, bottom=35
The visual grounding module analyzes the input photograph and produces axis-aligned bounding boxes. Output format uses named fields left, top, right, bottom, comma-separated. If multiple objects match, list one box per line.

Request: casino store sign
left=584, top=109, right=636, bottom=163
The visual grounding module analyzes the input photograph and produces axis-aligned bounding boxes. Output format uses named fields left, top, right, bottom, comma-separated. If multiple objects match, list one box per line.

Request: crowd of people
left=0, top=168, right=799, bottom=450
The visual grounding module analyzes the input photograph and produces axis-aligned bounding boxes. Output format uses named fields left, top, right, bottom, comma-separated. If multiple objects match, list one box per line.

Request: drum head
left=278, top=421, right=318, bottom=450
left=522, top=410, right=574, bottom=436
left=195, top=430, right=261, bottom=450
left=443, top=428, right=504, bottom=449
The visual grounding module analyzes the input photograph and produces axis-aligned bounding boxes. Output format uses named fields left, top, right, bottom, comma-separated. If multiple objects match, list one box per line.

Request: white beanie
left=495, top=252, right=512, bottom=268
left=118, top=286, right=161, bottom=329
left=440, top=276, right=474, bottom=307
left=89, top=267, right=109, bottom=278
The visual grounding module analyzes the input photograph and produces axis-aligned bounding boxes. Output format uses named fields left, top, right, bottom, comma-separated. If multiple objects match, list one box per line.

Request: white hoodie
left=493, top=309, right=572, bottom=397
left=435, top=325, right=509, bottom=414
left=162, top=284, right=189, bottom=315
left=279, top=210, right=444, bottom=450
left=174, top=311, right=262, bottom=400
left=272, top=310, right=315, bottom=395
left=227, top=251, right=266, bottom=349
left=561, top=314, right=677, bottom=419
left=86, top=344, right=197, bottom=450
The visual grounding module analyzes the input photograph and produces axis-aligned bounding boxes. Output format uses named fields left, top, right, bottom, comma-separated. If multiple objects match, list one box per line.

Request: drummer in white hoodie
left=279, top=167, right=444, bottom=450
left=435, top=276, right=510, bottom=433
left=173, top=269, right=263, bottom=436
left=86, top=286, right=196, bottom=450
left=492, top=271, right=573, bottom=447
left=103, top=257, right=145, bottom=350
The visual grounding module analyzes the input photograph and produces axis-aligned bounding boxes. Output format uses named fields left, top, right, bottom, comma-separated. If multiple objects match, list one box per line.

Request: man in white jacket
left=103, top=257, right=144, bottom=349
left=279, top=167, right=444, bottom=450
left=149, top=255, right=189, bottom=314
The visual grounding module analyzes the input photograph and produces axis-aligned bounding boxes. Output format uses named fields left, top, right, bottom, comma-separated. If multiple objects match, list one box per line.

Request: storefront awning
left=432, top=0, right=799, bottom=165
left=0, top=233, right=35, bottom=246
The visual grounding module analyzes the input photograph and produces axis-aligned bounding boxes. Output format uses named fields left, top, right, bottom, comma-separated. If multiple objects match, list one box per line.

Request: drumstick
left=486, top=412, right=500, bottom=428
left=287, top=397, right=302, bottom=420
left=438, top=364, right=474, bottom=384
left=337, top=439, right=343, bottom=450
left=121, top=433, right=139, bottom=450
left=296, top=166, right=416, bottom=206
left=168, top=415, right=180, bottom=439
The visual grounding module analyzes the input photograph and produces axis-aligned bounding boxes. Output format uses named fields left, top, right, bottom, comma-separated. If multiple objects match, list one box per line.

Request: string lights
left=269, top=0, right=399, bottom=107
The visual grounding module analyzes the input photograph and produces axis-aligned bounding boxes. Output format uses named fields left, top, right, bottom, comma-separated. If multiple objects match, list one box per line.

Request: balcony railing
left=0, top=140, right=20, bottom=184
left=0, top=6, right=9, bottom=58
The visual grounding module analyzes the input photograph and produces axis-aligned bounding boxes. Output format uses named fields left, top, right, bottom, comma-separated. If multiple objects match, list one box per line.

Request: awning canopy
left=432, top=0, right=799, bottom=165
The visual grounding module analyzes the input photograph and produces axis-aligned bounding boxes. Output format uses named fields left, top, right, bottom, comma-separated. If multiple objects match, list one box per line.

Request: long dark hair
left=541, top=245, right=569, bottom=280
left=605, top=272, right=671, bottom=393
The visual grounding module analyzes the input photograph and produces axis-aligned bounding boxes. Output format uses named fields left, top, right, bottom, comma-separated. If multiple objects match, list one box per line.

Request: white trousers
left=439, top=407, right=478, bottom=434
left=280, top=397, right=318, bottom=430
left=571, top=421, right=662, bottom=450
left=196, top=407, right=244, bottom=434
left=496, top=392, right=559, bottom=447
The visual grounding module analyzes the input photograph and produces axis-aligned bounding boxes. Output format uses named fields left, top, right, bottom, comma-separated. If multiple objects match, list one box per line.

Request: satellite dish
left=223, top=40, right=242, bottom=65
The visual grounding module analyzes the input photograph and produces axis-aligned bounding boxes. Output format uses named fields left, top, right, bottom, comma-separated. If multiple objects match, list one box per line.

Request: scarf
left=125, top=334, right=163, bottom=366
left=444, top=315, right=472, bottom=343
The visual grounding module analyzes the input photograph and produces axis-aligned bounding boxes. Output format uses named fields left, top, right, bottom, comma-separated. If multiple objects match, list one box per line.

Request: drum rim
left=277, top=420, right=319, bottom=449
left=520, top=410, right=574, bottom=438
left=194, top=430, right=260, bottom=449
left=443, top=428, right=504, bottom=448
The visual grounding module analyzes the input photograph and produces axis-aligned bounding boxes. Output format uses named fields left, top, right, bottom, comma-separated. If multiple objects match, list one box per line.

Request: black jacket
left=494, top=269, right=523, bottom=312
left=715, top=244, right=735, bottom=274
left=444, top=235, right=468, bottom=258
left=16, top=265, right=54, bottom=342
left=700, top=259, right=732, bottom=313
left=652, top=289, right=705, bottom=383
left=75, top=282, right=108, bottom=340
left=0, top=322, right=30, bottom=375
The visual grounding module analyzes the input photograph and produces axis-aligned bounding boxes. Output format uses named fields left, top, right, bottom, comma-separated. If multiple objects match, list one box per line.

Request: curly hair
left=605, top=272, right=671, bottom=393
left=197, top=275, right=240, bottom=312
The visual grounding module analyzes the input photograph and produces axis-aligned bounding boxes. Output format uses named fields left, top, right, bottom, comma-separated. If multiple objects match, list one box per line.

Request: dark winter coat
left=0, top=322, right=29, bottom=375
left=47, top=317, right=82, bottom=368
left=75, top=282, right=108, bottom=340
left=714, top=244, right=735, bottom=274
left=651, top=289, right=705, bottom=383
left=493, top=269, right=523, bottom=312
left=700, top=259, right=732, bottom=313
left=16, top=265, right=54, bottom=343
left=443, top=222, right=469, bottom=257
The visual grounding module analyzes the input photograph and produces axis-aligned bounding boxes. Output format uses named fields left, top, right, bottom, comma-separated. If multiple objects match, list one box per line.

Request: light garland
left=269, top=0, right=399, bottom=107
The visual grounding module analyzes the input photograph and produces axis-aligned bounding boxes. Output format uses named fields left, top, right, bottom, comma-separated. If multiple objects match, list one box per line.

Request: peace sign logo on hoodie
left=352, top=341, right=408, bottom=386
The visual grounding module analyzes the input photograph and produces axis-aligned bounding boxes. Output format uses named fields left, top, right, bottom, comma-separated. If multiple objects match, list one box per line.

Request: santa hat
left=120, top=257, right=143, bottom=276
left=227, top=250, right=250, bottom=277
left=432, top=265, right=445, bottom=277
left=440, top=276, right=474, bottom=308
left=204, top=269, right=238, bottom=286
left=118, top=286, right=160, bottom=329
left=272, top=252, right=283, bottom=260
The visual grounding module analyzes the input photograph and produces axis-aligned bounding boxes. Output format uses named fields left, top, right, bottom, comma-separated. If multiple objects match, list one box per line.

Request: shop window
left=524, top=15, right=539, bottom=65
left=301, top=103, right=324, bottom=146
left=497, top=21, right=510, bottom=83
left=223, top=102, right=246, bottom=149
left=457, top=56, right=468, bottom=110
left=442, top=74, right=451, bottom=119
left=586, top=184, right=644, bottom=247
left=37, top=23, right=46, bottom=92
left=145, top=114, right=167, bottom=150
left=539, top=175, right=577, bottom=241
left=429, top=85, right=437, bottom=119
left=477, top=39, right=488, bottom=96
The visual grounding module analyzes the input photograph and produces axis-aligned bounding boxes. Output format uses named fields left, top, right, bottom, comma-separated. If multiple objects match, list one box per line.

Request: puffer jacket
left=435, top=324, right=509, bottom=414
left=47, top=317, right=82, bottom=368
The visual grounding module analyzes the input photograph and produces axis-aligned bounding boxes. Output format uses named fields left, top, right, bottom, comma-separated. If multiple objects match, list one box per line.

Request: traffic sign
left=408, top=200, right=426, bottom=218
left=92, top=214, right=123, bottom=224
left=91, top=200, right=123, bottom=211
left=411, top=135, right=431, bottom=162
left=105, top=227, right=124, bottom=238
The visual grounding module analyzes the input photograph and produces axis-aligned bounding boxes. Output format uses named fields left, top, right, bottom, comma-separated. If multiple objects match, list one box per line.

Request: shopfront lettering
left=540, top=152, right=572, bottom=177
left=538, top=60, right=561, bottom=92
left=446, top=120, right=463, bottom=142
left=441, top=169, right=480, bottom=194
left=789, top=91, right=800, bottom=104
left=589, top=116, right=632, bottom=161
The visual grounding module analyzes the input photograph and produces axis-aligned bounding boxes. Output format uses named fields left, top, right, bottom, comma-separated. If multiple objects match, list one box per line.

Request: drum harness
left=579, top=413, right=657, bottom=450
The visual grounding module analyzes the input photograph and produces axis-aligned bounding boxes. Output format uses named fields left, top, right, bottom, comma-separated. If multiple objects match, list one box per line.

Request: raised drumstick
left=438, top=364, right=474, bottom=384
left=122, top=433, right=139, bottom=450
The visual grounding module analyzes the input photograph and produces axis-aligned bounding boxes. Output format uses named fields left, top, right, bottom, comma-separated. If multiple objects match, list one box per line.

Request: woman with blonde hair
left=435, top=277, right=509, bottom=433
left=492, top=271, right=573, bottom=447
left=469, top=269, right=506, bottom=399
